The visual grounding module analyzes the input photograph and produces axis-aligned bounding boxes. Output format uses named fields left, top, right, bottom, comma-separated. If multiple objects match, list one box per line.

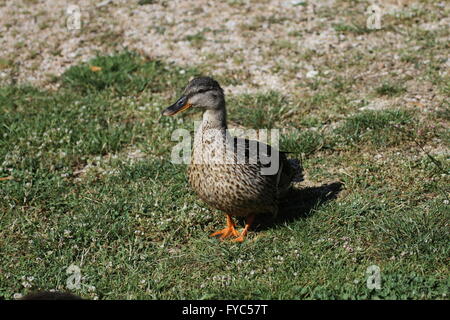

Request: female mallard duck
left=162, top=77, right=302, bottom=242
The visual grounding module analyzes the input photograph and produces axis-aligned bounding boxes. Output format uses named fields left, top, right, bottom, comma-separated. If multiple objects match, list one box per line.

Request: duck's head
left=162, top=76, right=225, bottom=116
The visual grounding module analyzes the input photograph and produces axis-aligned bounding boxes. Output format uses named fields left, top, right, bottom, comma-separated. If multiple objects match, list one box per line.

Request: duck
left=162, top=77, right=302, bottom=242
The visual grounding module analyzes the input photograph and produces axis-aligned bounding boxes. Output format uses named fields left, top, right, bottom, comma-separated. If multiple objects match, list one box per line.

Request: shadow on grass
left=252, top=181, right=344, bottom=231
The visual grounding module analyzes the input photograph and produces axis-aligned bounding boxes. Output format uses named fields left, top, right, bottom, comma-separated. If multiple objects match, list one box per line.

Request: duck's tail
left=277, top=154, right=304, bottom=199
left=287, top=158, right=304, bottom=183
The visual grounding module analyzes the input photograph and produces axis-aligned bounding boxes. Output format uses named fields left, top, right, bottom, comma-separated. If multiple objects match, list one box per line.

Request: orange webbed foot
left=211, top=214, right=255, bottom=243
left=210, top=214, right=240, bottom=240
left=231, top=234, right=246, bottom=242
left=210, top=226, right=240, bottom=239
left=231, top=213, right=255, bottom=243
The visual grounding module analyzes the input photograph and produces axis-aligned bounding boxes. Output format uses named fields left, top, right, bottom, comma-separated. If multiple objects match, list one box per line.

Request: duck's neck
left=202, top=107, right=227, bottom=132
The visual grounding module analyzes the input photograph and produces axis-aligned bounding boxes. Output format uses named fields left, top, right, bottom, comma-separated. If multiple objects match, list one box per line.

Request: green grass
left=138, top=0, right=156, bottom=5
left=332, top=23, right=377, bottom=35
left=375, top=82, right=407, bottom=97
left=281, top=130, right=324, bottom=156
left=61, top=51, right=198, bottom=96
left=184, top=32, right=207, bottom=49
left=334, top=109, right=414, bottom=147
left=227, top=91, right=289, bottom=128
left=0, top=52, right=448, bottom=300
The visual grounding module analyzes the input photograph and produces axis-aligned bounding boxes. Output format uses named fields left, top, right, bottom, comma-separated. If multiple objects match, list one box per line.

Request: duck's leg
left=232, top=214, right=255, bottom=242
left=210, top=214, right=240, bottom=239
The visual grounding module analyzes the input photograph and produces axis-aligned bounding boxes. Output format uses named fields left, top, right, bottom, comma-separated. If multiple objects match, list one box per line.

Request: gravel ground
left=0, top=0, right=448, bottom=104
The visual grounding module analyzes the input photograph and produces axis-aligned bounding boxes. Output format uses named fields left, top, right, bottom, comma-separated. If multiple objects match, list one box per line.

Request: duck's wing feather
left=231, top=136, right=303, bottom=189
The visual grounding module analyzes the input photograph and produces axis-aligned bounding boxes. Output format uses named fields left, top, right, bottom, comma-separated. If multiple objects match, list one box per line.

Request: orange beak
left=162, top=96, right=192, bottom=116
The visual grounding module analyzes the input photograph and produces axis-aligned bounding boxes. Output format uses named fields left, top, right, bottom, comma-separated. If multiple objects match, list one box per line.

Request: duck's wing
left=231, top=136, right=303, bottom=188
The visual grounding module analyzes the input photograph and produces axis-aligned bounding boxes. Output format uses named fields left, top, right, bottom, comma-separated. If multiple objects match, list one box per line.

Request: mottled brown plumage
left=162, top=77, right=302, bottom=241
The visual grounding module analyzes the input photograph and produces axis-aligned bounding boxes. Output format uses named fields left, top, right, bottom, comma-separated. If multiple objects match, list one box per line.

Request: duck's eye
left=196, top=88, right=210, bottom=94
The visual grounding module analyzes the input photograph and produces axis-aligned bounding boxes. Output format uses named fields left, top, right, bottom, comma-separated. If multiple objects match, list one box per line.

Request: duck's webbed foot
left=210, top=214, right=240, bottom=239
left=231, top=214, right=255, bottom=242
left=210, top=213, right=256, bottom=242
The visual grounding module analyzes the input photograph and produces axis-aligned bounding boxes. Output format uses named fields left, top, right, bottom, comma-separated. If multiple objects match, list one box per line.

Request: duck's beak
left=161, top=96, right=192, bottom=116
